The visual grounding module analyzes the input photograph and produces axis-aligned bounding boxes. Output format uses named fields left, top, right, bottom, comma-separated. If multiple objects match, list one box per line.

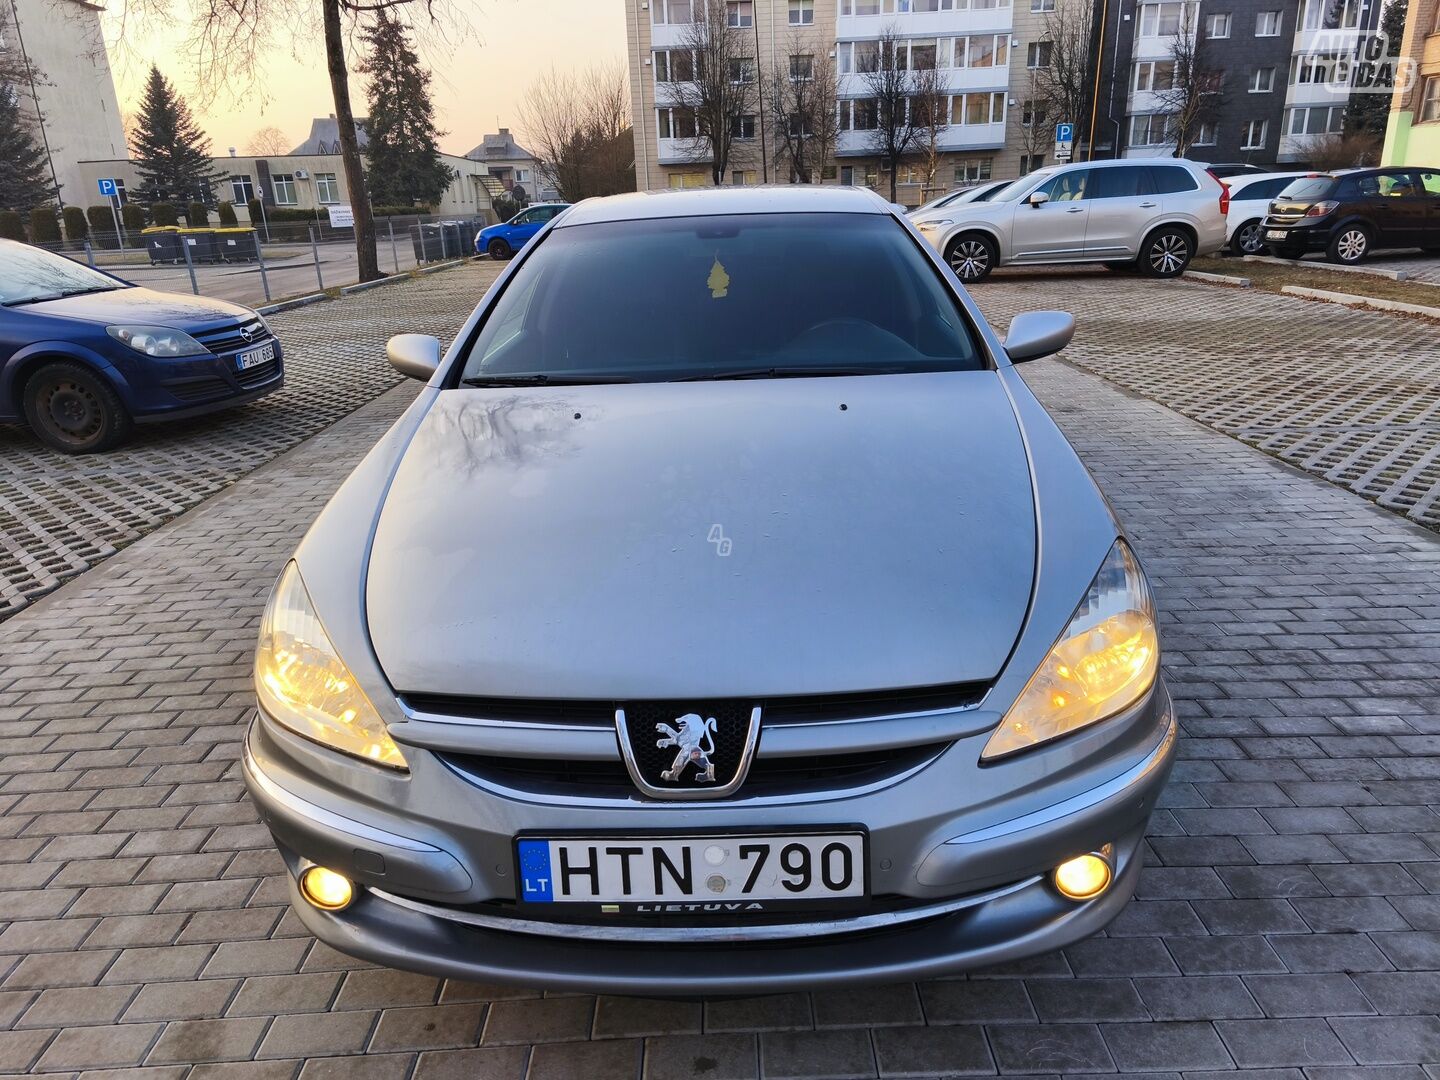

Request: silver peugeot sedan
left=244, top=185, right=1175, bottom=995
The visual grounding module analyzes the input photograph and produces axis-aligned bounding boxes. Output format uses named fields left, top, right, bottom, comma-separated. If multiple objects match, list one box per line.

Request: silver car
left=244, top=186, right=1175, bottom=995
left=917, top=158, right=1228, bottom=282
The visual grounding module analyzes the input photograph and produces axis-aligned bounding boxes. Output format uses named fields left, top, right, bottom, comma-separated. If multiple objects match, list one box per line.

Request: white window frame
left=731, top=113, right=757, bottom=139
left=954, top=158, right=993, bottom=183
left=1193, top=120, right=1217, bottom=145
left=1026, top=40, right=1052, bottom=68
left=315, top=172, right=340, bottom=204
left=1031, top=0, right=1056, bottom=10
left=229, top=175, right=255, bottom=205
left=271, top=174, right=297, bottom=205
left=1241, top=118, right=1268, bottom=149
left=788, top=0, right=814, bottom=25
left=1256, top=10, right=1281, bottom=35
left=653, top=0, right=693, bottom=25
left=726, top=1, right=753, bottom=28
left=1421, top=76, right=1440, bottom=123
left=790, top=53, right=815, bottom=80
left=1205, top=12, right=1231, bottom=37
left=728, top=57, right=756, bottom=84
left=1249, top=67, right=1275, bottom=92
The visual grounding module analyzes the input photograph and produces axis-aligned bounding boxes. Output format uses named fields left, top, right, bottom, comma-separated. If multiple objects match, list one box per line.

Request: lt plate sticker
left=518, top=840, right=553, bottom=902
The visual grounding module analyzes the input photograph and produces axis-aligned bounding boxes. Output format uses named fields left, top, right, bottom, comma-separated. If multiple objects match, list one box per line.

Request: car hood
left=365, top=371, right=1038, bottom=699
left=23, top=287, right=255, bottom=329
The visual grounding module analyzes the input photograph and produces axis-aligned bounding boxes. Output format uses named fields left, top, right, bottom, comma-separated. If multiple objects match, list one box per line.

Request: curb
left=1184, top=270, right=1251, bottom=288
left=257, top=293, right=328, bottom=315
left=1281, top=285, right=1440, bottom=320
left=1242, top=254, right=1409, bottom=281
left=340, top=273, right=411, bottom=295
left=414, top=260, right=468, bottom=276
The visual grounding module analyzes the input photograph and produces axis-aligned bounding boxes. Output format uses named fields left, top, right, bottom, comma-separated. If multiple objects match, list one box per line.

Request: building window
left=653, top=0, right=693, bottom=24
left=1249, top=67, right=1275, bottom=92
left=315, top=173, right=340, bottom=203
left=731, top=113, right=757, bottom=138
left=789, top=0, right=814, bottom=25
left=1133, top=60, right=1176, bottom=91
left=790, top=53, right=814, bottom=79
left=1193, top=120, right=1217, bottom=144
left=1138, top=2, right=1187, bottom=36
left=1027, top=41, right=1052, bottom=68
left=654, top=50, right=695, bottom=82
left=908, top=40, right=938, bottom=69
left=271, top=174, right=297, bottom=205
left=788, top=113, right=815, bottom=136
left=951, top=91, right=1006, bottom=125
left=1286, top=105, right=1344, bottom=135
left=1021, top=99, right=1047, bottom=126
left=969, top=36, right=1008, bottom=66
left=954, top=158, right=993, bottom=183
left=1129, top=113, right=1172, bottom=146
left=1241, top=118, right=1268, bottom=148
left=1256, top=10, right=1281, bottom=35
left=730, top=169, right=758, bottom=185
left=726, top=0, right=753, bottom=27
left=1019, top=153, right=1045, bottom=173
left=850, top=98, right=879, bottom=130
left=1421, top=76, right=1440, bottom=123
left=657, top=107, right=698, bottom=139
left=229, top=175, right=255, bottom=204
left=839, top=0, right=883, bottom=12
left=668, top=172, right=707, bottom=188
left=1205, top=12, right=1230, bottom=37
left=1031, top=0, right=1056, bottom=9
left=728, top=57, right=755, bottom=84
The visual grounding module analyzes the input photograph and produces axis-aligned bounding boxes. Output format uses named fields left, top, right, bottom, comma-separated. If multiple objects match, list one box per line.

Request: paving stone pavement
left=1, top=270, right=1439, bottom=1078
left=0, top=261, right=504, bottom=620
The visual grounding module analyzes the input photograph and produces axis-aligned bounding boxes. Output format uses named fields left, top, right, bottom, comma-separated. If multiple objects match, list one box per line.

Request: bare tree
left=1306, top=129, right=1382, bottom=169
left=246, top=126, right=290, bottom=155
left=766, top=35, right=839, bottom=183
left=1032, top=0, right=1094, bottom=155
left=673, top=0, right=759, bottom=185
left=911, top=55, right=946, bottom=199
left=518, top=63, right=635, bottom=201
left=861, top=24, right=925, bottom=202
left=1152, top=9, right=1223, bottom=157
left=1013, top=70, right=1053, bottom=171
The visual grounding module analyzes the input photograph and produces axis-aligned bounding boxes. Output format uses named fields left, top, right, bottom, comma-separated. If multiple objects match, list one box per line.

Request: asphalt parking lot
left=1, top=264, right=1438, bottom=1078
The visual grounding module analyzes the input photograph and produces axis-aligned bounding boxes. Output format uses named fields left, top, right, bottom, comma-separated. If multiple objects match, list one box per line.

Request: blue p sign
left=98, top=178, right=117, bottom=198
left=1056, top=123, right=1074, bottom=143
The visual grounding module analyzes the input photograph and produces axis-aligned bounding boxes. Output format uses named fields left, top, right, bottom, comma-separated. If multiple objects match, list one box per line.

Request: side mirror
left=1003, top=310, right=1075, bottom=364
left=1027, top=190, right=1050, bottom=207
left=386, top=334, right=442, bottom=382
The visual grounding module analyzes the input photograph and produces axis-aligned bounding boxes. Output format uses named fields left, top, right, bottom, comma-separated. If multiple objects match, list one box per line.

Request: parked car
left=909, top=179, right=1014, bottom=217
left=1221, top=171, right=1312, bottom=255
left=244, top=185, right=1174, bottom=995
left=475, top=203, right=571, bottom=260
left=0, top=239, right=283, bottom=453
left=1200, top=163, right=1270, bottom=180
left=916, top=159, right=1227, bottom=282
left=1263, top=167, right=1440, bottom=264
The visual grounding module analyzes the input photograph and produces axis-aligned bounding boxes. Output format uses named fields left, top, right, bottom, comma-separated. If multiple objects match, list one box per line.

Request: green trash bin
left=213, top=227, right=259, bottom=262
left=142, top=226, right=182, bottom=265
left=178, top=228, right=219, bottom=264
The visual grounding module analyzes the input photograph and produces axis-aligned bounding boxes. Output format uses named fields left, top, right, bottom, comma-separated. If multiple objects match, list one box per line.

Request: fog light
left=1053, top=853, right=1112, bottom=901
left=299, top=866, right=355, bottom=911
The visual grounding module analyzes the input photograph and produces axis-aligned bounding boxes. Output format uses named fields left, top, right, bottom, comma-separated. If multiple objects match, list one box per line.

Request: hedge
left=217, top=201, right=238, bottom=226
left=63, top=206, right=88, bottom=243
left=187, top=201, right=209, bottom=227
left=121, top=204, right=146, bottom=233
left=246, top=198, right=263, bottom=222
left=151, top=202, right=179, bottom=226
left=29, top=207, right=61, bottom=244
left=0, top=211, right=24, bottom=241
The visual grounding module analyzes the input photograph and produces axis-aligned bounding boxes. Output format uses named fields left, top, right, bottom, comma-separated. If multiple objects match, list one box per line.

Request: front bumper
left=1261, top=221, right=1328, bottom=252
left=243, top=681, right=1175, bottom=993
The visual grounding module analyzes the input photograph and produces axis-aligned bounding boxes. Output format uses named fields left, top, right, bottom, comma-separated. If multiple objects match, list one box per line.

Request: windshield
left=459, top=213, right=985, bottom=383
left=992, top=169, right=1059, bottom=201
left=0, top=241, right=127, bottom=306
left=1276, top=176, right=1335, bottom=201
left=914, top=189, right=965, bottom=213
left=968, top=181, right=1011, bottom=202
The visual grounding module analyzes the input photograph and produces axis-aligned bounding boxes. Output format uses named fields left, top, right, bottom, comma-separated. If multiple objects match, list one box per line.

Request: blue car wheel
left=22, top=360, right=132, bottom=454
left=487, top=237, right=512, bottom=260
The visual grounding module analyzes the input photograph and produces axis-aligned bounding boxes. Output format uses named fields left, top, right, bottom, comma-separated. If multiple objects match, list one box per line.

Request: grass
left=1190, top=255, right=1440, bottom=309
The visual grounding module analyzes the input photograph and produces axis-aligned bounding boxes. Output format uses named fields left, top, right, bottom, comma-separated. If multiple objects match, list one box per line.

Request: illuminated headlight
left=255, top=562, right=407, bottom=770
left=106, top=324, right=209, bottom=357
left=983, top=540, right=1158, bottom=760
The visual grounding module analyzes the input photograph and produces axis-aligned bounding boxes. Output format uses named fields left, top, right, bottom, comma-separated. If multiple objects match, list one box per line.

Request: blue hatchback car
left=475, top=203, right=570, bottom=260
left=1, top=239, right=284, bottom=453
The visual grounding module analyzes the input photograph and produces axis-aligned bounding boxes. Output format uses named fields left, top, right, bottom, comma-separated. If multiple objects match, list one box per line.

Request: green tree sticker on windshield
left=708, top=256, right=730, bottom=299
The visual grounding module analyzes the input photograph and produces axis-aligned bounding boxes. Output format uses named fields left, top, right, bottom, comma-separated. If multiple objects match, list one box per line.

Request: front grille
left=164, top=377, right=230, bottom=403
left=622, top=700, right=754, bottom=791
left=193, top=319, right=269, bottom=354
left=235, top=359, right=280, bottom=388
left=443, top=741, right=949, bottom=799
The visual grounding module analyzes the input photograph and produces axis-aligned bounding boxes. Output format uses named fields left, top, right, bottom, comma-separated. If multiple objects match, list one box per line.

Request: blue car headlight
left=106, top=325, right=209, bottom=358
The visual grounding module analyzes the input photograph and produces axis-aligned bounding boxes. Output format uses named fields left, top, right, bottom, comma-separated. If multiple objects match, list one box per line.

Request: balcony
left=837, top=67, right=1009, bottom=97
left=835, top=123, right=1006, bottom=157
left=657, top=136, right=712, bottom=166
left=1286, top=78, right=1351, bottom=106
left=838, top=5, right=1013, bottom=38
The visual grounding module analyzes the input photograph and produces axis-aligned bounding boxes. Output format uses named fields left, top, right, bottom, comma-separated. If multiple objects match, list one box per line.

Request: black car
left=1263, top=167, right=1440, bottom=264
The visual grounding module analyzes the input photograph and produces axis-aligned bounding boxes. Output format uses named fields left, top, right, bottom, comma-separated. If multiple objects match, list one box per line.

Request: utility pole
left=753, top=2, right=769, bottom=182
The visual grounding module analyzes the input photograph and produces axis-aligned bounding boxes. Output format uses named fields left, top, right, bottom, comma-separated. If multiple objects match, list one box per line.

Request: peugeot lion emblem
left=655, top=713, right=718, bottom=783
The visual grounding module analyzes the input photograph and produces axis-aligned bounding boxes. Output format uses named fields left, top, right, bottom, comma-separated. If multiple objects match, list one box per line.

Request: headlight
left=917, top=219, right=953, bottom=230
left=106, top=324, right=209, bottom=357
left=982, top=540, right=1158, bottom=760
left=255, top=562, right=407, bottom=770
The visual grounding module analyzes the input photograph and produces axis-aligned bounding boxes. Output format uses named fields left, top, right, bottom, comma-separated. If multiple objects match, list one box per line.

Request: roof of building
left=465, top=128, right=537, bottom=163
left=290, top=116, right=369, bottom=156
left=557, top=185, right=891, bottom=227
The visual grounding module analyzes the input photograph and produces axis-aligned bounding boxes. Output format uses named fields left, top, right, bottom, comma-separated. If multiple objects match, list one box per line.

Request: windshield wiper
left=2, top=286, right=123, bottom=308
left=675, top=366, right=886, bottom=382
left=56, top=286, right=124, bottom=298
left=461, top=373, right=638, bottom=387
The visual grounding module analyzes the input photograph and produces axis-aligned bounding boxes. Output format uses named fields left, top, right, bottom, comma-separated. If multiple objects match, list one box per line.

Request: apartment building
left=626, top=0, right=1059, bottom=201
left=1382, top=0, right=1440, bottom=165
left=1094, top=0, right=1382, bottom=165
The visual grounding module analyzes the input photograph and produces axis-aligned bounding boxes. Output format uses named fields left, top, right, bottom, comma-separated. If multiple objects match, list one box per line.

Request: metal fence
left=36, top=213, right=493, bottom=309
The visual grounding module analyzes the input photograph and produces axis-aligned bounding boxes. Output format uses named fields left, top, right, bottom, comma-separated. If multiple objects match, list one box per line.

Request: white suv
left=916, top=159, right=1228, bottom=282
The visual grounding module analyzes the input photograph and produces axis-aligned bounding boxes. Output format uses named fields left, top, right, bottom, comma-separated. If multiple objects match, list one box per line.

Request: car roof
left=556, top=185, right=891, bottom=226
left=1227, top=170, right=1311, bottom=189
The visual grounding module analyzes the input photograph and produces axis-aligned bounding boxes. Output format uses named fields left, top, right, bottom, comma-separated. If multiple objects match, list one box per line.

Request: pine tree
left=130, top=66, right=220, bottom=205
left=357, top=13, right=454, bottom=208
left=0, top=86, right=58, bottom=212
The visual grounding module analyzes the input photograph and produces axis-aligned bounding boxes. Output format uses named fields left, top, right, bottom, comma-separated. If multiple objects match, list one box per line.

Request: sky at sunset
left=104, top=0, right=627, bottom=159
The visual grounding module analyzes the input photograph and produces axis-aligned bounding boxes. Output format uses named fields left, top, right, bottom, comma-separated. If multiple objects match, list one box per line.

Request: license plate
left=236, top=343, right=274, bottom=370
left=517, top=832, right=867, bottom=910
left=1265, top=229, right=1288, bottom=241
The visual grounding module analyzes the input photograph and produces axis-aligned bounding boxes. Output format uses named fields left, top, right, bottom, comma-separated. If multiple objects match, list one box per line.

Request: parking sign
left=98, top=178, right=118, bottom=198
left=1054, top=123, right=1075, bottom=161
